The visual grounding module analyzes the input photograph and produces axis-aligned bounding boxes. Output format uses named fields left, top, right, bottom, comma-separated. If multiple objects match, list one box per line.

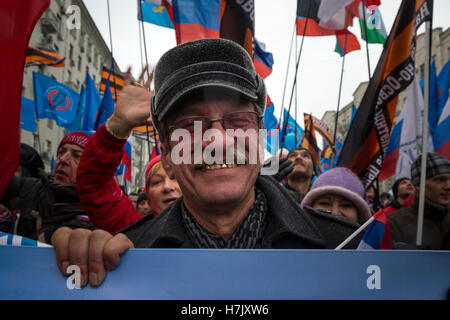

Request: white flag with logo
left=395, top=76, right=434, bottom=179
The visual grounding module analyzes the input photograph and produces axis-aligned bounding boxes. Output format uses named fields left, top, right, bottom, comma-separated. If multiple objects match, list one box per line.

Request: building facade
left=20, top=0, right=151, bottom=192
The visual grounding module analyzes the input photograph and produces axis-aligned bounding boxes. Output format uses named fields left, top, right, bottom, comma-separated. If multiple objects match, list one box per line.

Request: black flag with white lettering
left=337, top=0, right=432, bottom=188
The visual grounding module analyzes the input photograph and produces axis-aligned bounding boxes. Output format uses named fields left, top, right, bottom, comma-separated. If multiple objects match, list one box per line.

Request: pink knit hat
left=58, top=131, right=91, bottom=150
left=301, top=167, right=371, bottom=223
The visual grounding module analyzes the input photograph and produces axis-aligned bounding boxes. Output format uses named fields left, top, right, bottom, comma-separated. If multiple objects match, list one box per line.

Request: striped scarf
left=181, top=188, right=268, bottom=249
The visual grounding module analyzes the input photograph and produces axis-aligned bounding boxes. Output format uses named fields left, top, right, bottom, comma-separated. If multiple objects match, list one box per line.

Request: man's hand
left=107, top=65, right=155, bottom=138
left=51, top=227, right=134, bottom=287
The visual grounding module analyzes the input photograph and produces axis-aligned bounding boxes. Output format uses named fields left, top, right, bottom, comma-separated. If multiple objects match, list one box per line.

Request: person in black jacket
left=51, top=38, right=363, bottom=288
left=0, top=133, right=95, bottom=243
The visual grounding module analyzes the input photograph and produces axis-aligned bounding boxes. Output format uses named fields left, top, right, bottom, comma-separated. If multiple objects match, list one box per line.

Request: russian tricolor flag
left=115, top=138, right=132, bottom=182
left=378, top=119, right=402, bottom=181
left=172, top=0, right=220, bottom=44
left=433, top=96, right=450, bottom=159
left=253, top=39, right=273, bottom=79
left=357, top=211, right=392, bottom=250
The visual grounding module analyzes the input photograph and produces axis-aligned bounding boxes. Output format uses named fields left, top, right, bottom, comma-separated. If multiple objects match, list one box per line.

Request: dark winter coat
left=0, top=172, right=94, bottom=243
left=121, top=175, right=363, bottom=249
left=387, top=192, right=450, bottom=250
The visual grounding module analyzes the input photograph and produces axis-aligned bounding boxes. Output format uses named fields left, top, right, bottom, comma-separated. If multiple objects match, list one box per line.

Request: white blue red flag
left=357, top=211, right=392, bottom=249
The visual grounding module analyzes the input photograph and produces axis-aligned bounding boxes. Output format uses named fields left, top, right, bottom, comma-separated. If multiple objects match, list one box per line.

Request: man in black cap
left=284, top=147, right=317, bottom=203
left=388, top=152, right=450, bottom=250
left=383, top=177, right=415, bottom=214
left=51, top=38, right=363, bottom=287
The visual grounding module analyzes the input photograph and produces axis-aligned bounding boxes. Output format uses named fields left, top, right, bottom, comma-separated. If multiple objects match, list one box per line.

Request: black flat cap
left=151, top=38, right=266, bottom=132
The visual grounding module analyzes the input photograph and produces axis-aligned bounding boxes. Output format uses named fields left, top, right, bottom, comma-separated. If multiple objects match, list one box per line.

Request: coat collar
left=411, top=191, right=449, bottom=222
left=138, top=175, right=326, bottom=248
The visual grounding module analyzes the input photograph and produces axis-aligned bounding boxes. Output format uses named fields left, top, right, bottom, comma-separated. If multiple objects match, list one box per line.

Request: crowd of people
left=1, top=38, right=449, bottom=288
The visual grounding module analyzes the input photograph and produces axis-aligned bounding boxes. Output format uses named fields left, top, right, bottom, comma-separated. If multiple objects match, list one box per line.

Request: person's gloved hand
left=261, top=157, right=293, bottom=182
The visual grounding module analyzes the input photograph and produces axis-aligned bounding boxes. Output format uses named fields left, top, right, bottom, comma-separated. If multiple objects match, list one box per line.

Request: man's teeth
left=203, top=163, right=238, bottom=170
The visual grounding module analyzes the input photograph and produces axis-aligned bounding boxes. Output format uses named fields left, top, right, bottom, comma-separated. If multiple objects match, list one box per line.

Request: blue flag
left=94, top=79, right=115, bottom=130
left=138, top=0, right=174, bottom=29
left=419, top=61, right=439, bottom=135
left=67, top=85, right=86, bottom=133
left=280, top=109, right=303, bottom=151
left=20, top=97, right=37, bottom=132
left=437, top=60, right=449, bottom=116
left=348, top=104, right=357, bottom=130
left=33, top=72, right=79, bottom=128
left=263, top=97, right=279, bottom=154
left=50, top=155, right=55, bottom=173
left=82, top=72, right=101, bottom=131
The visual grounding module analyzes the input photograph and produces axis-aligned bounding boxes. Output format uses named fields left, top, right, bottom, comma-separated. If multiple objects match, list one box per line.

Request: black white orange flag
left=99, top=65, right=124, bottom=100
left=337, top=0, right=432, bottom=188
left=25, top=45, right=65, bottom=67
left=301, top=113, right=322, bottom=175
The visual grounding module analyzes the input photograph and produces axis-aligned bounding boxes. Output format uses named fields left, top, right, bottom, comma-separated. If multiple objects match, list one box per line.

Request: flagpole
left=278, top=22, right=297, bottom=137
left=361, top=0, right=371, bottom=78
left=335, top=215, right=375, bottom=250
left=106, top=0, right=118, bottom=103
left=138, top=0, right=154, bottom=160
left=294, top=20, right=299, bottom=147
left=416, top=20, right=432, bottom=247
left=138, top=9, right=144, bottom=70
left=330, top=30, right=349, bottom=168
left=279, top=4, right=311, bottom=158
left=36, top=121, right=42, bottom=155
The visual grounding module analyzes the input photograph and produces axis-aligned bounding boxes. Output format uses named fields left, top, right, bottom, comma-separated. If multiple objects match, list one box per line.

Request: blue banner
left=67, top=85, right=86, bottom=133
left=94, top=79, right=114, bottom=130
left=138, top=0, right=174, bottom=29
left=0, top=246, right=449, bottom=300
left=33, top=72, right=79, bottom=128
left=83, top=72, right=101, bottom=131
left=20, top=97, right=37, bottom=132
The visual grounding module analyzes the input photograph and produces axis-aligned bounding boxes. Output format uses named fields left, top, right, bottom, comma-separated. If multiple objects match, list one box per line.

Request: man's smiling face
left=161, top=96, right=263, bottom=210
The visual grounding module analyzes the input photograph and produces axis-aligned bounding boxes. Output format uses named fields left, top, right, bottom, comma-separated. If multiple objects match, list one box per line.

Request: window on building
left=44, top=140, right=52, bottom=160
left=76, top=79, right=80, bottom=90
left=47, top=119, right=53, bottom=129
left=66, top=69, right=72, bottom=82
left=77, top=55, right=82, bottom=71
left=94, top=49, right=98, bottom=66
left=32, top=133, right=39, bottom=152
left=69, top=44, right=73, bottom=60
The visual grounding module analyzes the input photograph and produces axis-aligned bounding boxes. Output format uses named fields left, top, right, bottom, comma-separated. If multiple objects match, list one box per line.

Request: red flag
left=0, top=0, right=50, bottom=198
left=296, top=0, right=360, bottom=55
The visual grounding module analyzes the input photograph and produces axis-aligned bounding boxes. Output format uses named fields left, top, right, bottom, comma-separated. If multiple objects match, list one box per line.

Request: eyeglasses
left=167, top=111, right=261, bottom=136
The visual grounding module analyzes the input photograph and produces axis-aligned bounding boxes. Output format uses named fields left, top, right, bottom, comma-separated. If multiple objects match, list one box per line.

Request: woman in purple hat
left=300, top=167, right=372, bottom=225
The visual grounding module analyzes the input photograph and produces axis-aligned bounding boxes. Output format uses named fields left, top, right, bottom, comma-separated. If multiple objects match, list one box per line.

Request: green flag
left=359, top=3, right=387, bottom=45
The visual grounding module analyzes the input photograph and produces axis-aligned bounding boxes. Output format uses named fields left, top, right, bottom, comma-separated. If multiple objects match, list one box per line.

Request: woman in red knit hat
left=143, top=155, right=181, bottom=218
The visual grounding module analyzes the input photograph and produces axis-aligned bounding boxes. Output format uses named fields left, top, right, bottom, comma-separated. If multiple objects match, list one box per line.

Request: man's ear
left=160, top=144, right=175, bottom=179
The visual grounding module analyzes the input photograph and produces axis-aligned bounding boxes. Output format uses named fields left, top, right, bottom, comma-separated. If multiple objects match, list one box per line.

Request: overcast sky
left=82, top=0, right=450, bottom=125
